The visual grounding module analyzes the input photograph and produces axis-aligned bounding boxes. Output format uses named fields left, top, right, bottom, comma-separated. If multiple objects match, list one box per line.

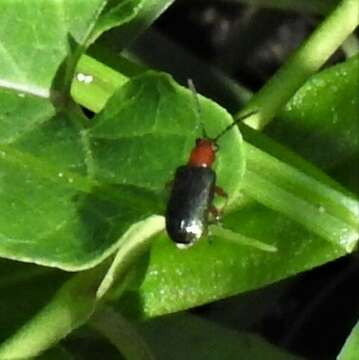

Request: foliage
left=0, top=0, right=358, bottom=358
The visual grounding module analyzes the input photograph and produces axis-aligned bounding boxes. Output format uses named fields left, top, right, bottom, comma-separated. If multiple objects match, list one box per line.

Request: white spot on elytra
left=181, top=219, right=203, bottom=238
left=176, top=219, right=204, bottom=249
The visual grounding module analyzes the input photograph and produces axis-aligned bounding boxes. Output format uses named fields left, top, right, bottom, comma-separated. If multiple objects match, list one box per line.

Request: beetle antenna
left=213, top=110, right=257, bottom=142
left=188, top=79, right=208, bottom=138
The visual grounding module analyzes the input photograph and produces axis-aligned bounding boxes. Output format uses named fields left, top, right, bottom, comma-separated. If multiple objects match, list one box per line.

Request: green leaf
left=266, top=54, right=359, bottom=191
left=337, top=320, right=359, bottom=360
left=0, top=0, right=162, bottom=95
left=0, top=133, right=162, bottom=270
left=0, top=0, right=107, bottom=93
left=88, top=71, right=246, bottom=200
left=0, top=1, right=170, bottom=270
left=118, top=208, right=345, bottom=318
left=0, top=66, right=244, bottom=271
left=242, top=141, right=359, bottom=251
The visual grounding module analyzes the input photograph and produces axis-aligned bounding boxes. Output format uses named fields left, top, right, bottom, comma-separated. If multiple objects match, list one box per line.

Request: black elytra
left=166, top=166, right=216, bottom=248
left=165, top=80, right=257, bottom=249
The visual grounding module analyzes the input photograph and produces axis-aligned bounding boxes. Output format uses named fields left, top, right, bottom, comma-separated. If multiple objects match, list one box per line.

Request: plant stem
left=90, top=306, right=155, bottom=360
left=0, top=265, right=105, bottom=359
left=71, top=55, right=129, bottom=113
left=237, top=0, right=359, bottom=130
left=97, top=216, right=165, bottom=299
left=0, top=216, right=164, bottom=359
left=242, top=142, right=359, bottom=251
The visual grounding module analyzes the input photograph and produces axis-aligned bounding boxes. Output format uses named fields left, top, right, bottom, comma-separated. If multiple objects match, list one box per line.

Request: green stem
left=0, top=265, right=105, bottom=359
left=237, top=0, right=359, bottom=129
left=97, top=216, right=165, bottom=299
left=242, top=142, right=359, bottom=251
left=90, top=306, right=155, bottom=360
left=0, top=216, right=164, bottom=359
left=71, top=54, right=129, bottom=113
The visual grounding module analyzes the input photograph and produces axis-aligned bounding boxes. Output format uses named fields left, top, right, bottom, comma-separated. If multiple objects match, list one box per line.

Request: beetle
left=165, top=81, right=256, bottom=249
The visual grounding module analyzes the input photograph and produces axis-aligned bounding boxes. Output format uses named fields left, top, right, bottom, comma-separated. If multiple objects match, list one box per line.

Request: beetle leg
left=214, top=186, right=228, bottom=198
left=214, top=186, right=229, bottom=214
left=209, top=205, right=221, bottom=222
left=208, top=205, right=222, bottom=246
